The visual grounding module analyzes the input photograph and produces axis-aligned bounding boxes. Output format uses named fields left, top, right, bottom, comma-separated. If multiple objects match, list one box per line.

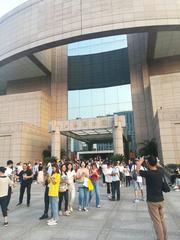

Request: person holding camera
left=136, top=156, right=168, bottom=240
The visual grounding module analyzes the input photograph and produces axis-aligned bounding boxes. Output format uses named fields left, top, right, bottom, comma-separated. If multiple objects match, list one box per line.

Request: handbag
left=87, top=179, right=94, bottom=191
left=162, top=174, right=170, bottom=193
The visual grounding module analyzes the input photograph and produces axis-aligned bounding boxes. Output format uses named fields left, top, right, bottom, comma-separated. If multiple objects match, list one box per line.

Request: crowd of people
left=0, top=155, right=173, bottom=239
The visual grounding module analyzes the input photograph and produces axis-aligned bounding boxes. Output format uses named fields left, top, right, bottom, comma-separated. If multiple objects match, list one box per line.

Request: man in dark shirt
left=16, top=163, right=33, bottom=207
left=136, top=156, right=167, bottom=240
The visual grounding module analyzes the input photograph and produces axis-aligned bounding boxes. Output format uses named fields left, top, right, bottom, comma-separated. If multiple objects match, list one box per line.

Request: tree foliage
left=138, top=138, right=158, bottom=157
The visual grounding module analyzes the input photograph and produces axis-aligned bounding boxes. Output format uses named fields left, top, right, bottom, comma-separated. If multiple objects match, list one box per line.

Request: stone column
left=127, top=33, right=154, bottom=146
left=51, top=46, right=68, bottom=153
left=113, top=115, right=124, bottom=155
left=51, top=128, right=61, bottom=160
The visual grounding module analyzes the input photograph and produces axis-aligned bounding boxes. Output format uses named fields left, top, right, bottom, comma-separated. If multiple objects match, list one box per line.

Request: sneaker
left=83, top=208, right=88, bottom=212
left=96, top=205, right=101, bottom=208
left=175, top=188, right=180, bottom=192
left=78, top=208, right=82, bottom=211
left=47, top=218, right=54, bottom=223
left=140, top=198, right=144, bottom=201
left=16, top=202, right=22, bottom=206
left=69, top=207, right=73, bottom=213
left=39, top=214, right=48, bottom=220
left=133, top=199, right=139, bottom=203
left=4, top=222, right=8, bottom=227
left=64, top=211, right=70, bottom=216
left=47, top=220, right=57, bottom=226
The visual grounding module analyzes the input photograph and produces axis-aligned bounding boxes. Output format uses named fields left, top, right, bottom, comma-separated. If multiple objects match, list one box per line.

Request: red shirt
left=90, top=169, right=100, bottom=182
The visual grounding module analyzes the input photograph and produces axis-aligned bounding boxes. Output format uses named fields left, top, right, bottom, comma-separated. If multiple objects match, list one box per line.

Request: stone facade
left=0, top=91, right=51, bottom=164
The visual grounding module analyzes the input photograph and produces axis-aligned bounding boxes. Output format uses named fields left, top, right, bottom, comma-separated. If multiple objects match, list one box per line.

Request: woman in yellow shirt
left=47, top=164, right=60, bottom=226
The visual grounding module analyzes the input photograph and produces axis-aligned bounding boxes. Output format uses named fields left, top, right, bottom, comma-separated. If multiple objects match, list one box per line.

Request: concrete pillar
left=51, top=46, right=68, bottom=152
left=113, top=115, right=124, bottom=155
left=127, top=33, right=154, bottom=147
left=51, top=129, right=61, bottom=160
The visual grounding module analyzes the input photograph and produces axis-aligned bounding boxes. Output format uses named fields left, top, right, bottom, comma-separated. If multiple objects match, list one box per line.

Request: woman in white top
left=67, top=163, right=76, bottom=213
left=104, top=162, right=112, bottom=198
left=0, top=167, right=13, bottom=227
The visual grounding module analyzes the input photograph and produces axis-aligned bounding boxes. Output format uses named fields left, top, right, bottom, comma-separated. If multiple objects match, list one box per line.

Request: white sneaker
left=83, top=208, right=88, bottom=212
left=78, top=208, right=82, bottom=211
left=97, top=205, right=101, bottom=208
left=64, top=211, right=70, bottom=216
left=69, top=207, right=73, bottom=212
left=47, top=220, right=57, bottom=226
left=133, top=199, right=139, bottom=203
left=47, top=218, right=54, bottom=223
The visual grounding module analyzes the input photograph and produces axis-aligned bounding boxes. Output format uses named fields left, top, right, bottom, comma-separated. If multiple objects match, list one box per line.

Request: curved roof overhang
left=1, top=0, right=180, bottom=67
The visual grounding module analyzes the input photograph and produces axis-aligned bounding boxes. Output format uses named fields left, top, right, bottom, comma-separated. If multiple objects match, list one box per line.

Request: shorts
left=132, top=180, right=143, bottom=190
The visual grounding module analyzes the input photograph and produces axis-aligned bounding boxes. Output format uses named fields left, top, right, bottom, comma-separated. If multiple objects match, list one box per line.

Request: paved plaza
left=0, top=182, right=180, bottom=240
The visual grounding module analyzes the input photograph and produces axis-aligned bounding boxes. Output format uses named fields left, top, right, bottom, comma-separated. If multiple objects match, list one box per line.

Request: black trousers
left=0, top=196, right=8, bottom=217
left=106, top=182, right=112, bottom=194
left=112, top=180, right=120, bottom=200
left=125, top=176, right=131, bottom=187
left=59, top=190, right=68, bottom=211
left=7, top=186, right=12, bottom=208
left=44, top=185, right=49, bottom=214
left=19, top=184, right=31, bottom=205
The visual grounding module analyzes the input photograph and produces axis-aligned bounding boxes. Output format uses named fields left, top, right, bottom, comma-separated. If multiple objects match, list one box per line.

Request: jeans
left=78, top=187, right=88, bottom=209
left=0, top=196, right=8, bottom=217
left=112, top=180, right=120, bottom=200
left=19, top=184, right=31, bottom=204
left=106, top=182, right=112, bottom=194
left=89, top=181, right=100, bottom=207
left=7, top=186, right=12, bottom=208
left=44, top=185, right=49, bottom=215
left=59, top=190, right=68, bottom=211
left=49, top=196, right=59, bottom=221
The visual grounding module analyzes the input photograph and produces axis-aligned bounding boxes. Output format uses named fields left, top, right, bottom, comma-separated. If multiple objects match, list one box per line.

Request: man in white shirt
left=111, top=162, right=120, bottom=201
left=5, top=160, right=14, bottom=210
left=131, top=159, right=145, bottom=203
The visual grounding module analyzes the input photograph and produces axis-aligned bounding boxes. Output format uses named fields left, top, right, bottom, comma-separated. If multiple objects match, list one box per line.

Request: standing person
left=39, top=168, right=50, bottom=220
left=111, top=162, right=120, bottom=201
left=37, top=162, right=44, bottom=185
left=89, top=163, right=101, bottom=208
left=47, top=164, right=60, bottom=226
left=76, top=161, right=89, bottom=211
left=59, top=164, right=69, bottom=216
left=136, top=156, right=168, bottom=240
left=124, top=165, right=131, bottom=187
left=33, top=162, right=39, bottom=183
left=67, top=163, right=76, bottom=213
left=16, top=163, right=33, bottom=207
left=101, top=160, right=107, bottom=185
left=5, top=160, right=14, bottom=210
left=104, top=162, right=112, bottom=198
left=0, top=167, right=13, bottom=227
left=131, top=159, right=144, bottom=203
left=118, top=162, right=125, bottom=186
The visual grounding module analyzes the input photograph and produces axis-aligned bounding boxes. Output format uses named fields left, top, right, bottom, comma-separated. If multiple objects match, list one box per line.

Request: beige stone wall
left=0, top=91, right=51, bottom=129
left=128, top=33, right=154, bottom=146
left=150, top=72, right=180, bottom=116
left=150, top=73, right=180, bottom=165
left=20, top=123, right=51, bottom=163
left=154, top=110, right=180, bottom=165
left=0, top=122, right=50, bottom=165
left=7, top=77, right=51, bottom=95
